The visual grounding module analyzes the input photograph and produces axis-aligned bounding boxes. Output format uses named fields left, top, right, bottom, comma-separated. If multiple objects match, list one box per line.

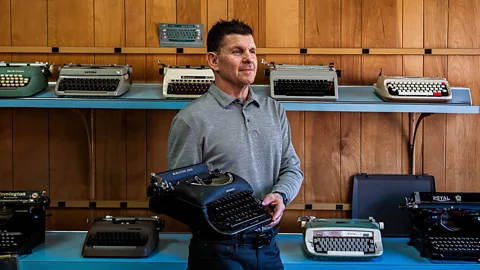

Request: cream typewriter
left=55, top=64, right=132, bottom=97
left=299, top=216, right=384, bottom=260
left=373, top=69, right=452, bottom=103
left=0, top=61, right=52, bottom=97
left=159, top=60, right=214, bottom=99
left=263, top=59, right=338, bottom=101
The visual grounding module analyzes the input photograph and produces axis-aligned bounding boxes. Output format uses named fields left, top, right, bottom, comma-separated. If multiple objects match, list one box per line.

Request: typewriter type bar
left=55, top=64, right=132, bottom=97
left=373, top=73, right=452, bottom=103
left=263, top=59, right=339, bottom=101
left=159, top=60, right=214, bottom=99
left=0, top=61, right=52, bottom=97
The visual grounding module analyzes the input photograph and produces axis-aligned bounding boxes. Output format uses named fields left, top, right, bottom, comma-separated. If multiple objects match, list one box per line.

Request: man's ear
left=207, top=52, right=219, bottom=72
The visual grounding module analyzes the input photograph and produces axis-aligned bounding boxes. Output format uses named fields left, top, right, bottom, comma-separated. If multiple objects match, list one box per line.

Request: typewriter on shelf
left=82, top=215, right=164, bottom=258
left=402, top=192, right=480, bottom=262
left=262, top=59, right=339, bottom=101
left=159, top=60, right=214, bottom=99
left=0, top=61, right=52, bottom=97
left=55, top=64, right=132, bottom=97
left=0, top=190, right=50, bottom=255
left=159, top=23, right=204, bottom=48
left=147, top=163, right=272, bottom=236
left=373, top=69, right=452, bottom=103
left=299, top=216, right=384, bottom=260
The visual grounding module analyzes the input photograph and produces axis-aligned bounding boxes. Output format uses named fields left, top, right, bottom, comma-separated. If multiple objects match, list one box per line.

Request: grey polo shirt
left=167, top=84, right=304, bottom=203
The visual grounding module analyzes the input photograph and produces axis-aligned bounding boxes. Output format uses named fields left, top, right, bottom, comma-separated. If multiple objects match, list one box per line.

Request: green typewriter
left=299, top=216, right=384, bottom=260
left=0, top=61, right=52, bottom=97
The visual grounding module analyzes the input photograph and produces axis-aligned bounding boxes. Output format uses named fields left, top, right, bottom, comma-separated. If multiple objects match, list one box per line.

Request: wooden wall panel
left=0, top=109, right=13, bottom=190
left=362, top=0, right=402, bottom=48
left=0, top=0, right=11, bottom=46
left=228, top=0, right=259, bottom=43
left=126, top=110, right=148, bottom=201
left=208, top=0, right=227, bottom=32
left=305, top=0, right=340, bottom=47
left=287, top=111, right=305, bottom=203
left=47, top=0, right=94, bottom=46
left=146, top=0, right=176, bottom=47
left=94, top=0, right=125, bottom=47
left=11, top=0, right=47, bottom=46
left=263, top=0, right=303, bottom=47
left=126, top=0, right=146, bottom=82
left=340, top=0, right=361, bottom=85
left=448, top=0, right=480, bottom=49
left=177, top=0, right=207, bottom=63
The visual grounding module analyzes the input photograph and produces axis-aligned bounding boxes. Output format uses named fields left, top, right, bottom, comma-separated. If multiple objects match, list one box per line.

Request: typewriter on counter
left=82, top=215, right=164, bottom=258
left=403, top=192, right=480, bottom=262
left=55, top=64, right=132, bottom=97
left=0, top=190, right=50, bottom=255
left=159, top=60, right=214, bottom=99
left=263, top=59, right=339, bottom=101
left=373, top=69, right=452, bottom=102
left=147, top=163, right=272, bottom=236
left=299, top=216, right=384, bottom=260
left=0, top=61, right=52, bottom=97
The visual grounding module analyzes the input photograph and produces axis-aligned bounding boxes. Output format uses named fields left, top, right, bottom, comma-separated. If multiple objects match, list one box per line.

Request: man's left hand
left=262, top=193, right=286, bottom=227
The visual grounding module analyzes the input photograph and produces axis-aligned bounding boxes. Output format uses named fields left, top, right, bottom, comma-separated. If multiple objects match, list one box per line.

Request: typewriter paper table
left=18, top=232, right=479, bottom=270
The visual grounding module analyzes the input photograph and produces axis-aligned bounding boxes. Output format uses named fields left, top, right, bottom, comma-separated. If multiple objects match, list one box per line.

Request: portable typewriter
left=82, top=215, right=164, bottom=258
left=0, top=61, right=52, bottom=97
left=159, top=60, right=214, bottom=99
left=55, top=64, right=132, bottom=97
left=147, top=163, right=272, bottom=236
left=402, top=192, right=480, bottom=262
left=373, top=69, right=452, bottom=103
left=263, top=59, right=339, bottom=101
left=0, top=190, right=50, bottom=255
left=299, top=216, right=384, bottom=260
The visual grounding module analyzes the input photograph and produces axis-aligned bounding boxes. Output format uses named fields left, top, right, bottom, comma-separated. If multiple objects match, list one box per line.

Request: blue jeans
left=187, top=233, right=284, bottom=270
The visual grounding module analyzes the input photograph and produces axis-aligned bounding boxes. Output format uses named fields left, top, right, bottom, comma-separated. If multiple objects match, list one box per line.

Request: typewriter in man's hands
left=402, top=192, right=480, bottom=262
left=159, top=60, right=214, bottom=99
left=0, top=61, right=52, bottom=97
left=0, top=190, right=50, bottom=255
left=299, top=216, right=384, bottom=260
left=55, top=64, right=132, bottom=97
left=373, top=69, right=452, bottom=103
left=147, top=163, right=273, bottom=236
left=262, top=59, right=339, bottom=101
left=82, top=215, right=164, bottom=258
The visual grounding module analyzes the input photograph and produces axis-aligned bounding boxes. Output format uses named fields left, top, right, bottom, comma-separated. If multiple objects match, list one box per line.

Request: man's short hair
left=207, top=19, right=254, bottom=53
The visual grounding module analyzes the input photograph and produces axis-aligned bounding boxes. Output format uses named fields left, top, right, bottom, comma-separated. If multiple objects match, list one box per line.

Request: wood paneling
left=264, top=0, right=303, bottom=47
left=305, top=0, right=340, bottom=48
left=228, top=0, right=259, bottom=43
left=146, top=0, right=176, bottom=47
left=0, top=0, right=11, bottom=46
left=287, top=111, right=305, bottom=203
left=94, top=0, right=125, bottom=47
left=47, top=0, right=94, bottom=46
left=126, top=110, right=148, bottom=200
left=126, top=0, right=146, bottom=47
left=11, top=0, right=47, bottom=46
left=208, top=0, right=227, bottom=31
left=448, top=0, right=480, bottom=49
left=362, top=0, right=402, bottom=48
left=0, top=109, right=13, bottom=190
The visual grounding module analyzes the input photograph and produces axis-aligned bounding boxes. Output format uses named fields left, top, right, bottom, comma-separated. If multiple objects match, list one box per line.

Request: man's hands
left=262, top=193, right=286, bottom=227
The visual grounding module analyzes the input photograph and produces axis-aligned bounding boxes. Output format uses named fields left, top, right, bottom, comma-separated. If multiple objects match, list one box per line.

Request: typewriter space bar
left=285, top=92, right=330, bottom=96
left=92, top=246, right=137, bottom=249
left=327, top=251, right=364, bottom=256
left=231, top=214, right=269, bottom=228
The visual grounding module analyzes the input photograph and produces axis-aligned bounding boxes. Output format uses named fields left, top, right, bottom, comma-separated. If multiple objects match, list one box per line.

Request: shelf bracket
left=409, top=112, right=433, bottom=174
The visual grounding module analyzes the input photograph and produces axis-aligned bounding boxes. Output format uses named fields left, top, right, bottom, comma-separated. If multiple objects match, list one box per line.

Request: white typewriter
left=373, top=70, right=452, bottom=103
left=299, top=216, right=384, bottom=260
left=263, top=59, right=338, bottom=101
left=55, top=64, right=132, bottom=97
left=159, top=60, right=214, bottom=99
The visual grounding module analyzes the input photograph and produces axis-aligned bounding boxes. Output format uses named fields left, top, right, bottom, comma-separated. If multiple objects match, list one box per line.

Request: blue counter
left=17, top=232, right=480, bottom=270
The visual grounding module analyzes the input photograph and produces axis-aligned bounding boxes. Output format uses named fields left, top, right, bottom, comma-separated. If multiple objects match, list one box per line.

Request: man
left=167, top=19, right=304, bottom=270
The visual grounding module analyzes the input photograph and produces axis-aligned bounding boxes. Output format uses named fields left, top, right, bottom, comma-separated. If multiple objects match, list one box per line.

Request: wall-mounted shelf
left=0, top=84, right=476, bottom=114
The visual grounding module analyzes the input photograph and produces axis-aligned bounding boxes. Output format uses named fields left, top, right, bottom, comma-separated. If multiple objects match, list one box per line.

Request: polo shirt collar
left=208, top=84, right=260, bottom=108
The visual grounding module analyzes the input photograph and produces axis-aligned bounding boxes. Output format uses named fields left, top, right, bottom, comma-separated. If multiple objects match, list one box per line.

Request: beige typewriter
left=373, top=70, right=452, bottom=103
left=263, top=59, right=339, bottom=101
left=159, top=60, right=214, bottom=99
left=0, top=61, right=52, bottom=97
left=55, top=64, right=132, bottom=97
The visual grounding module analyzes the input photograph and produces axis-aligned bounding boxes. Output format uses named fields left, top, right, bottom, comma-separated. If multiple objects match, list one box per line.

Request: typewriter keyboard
left=313, top=236, right=376, bottom=254
left=57, top=78, right=120, bottom=92
left=273, top=79, right=336, bottom=97
left=206, top=191, right=272, bottom=232
left=0, top=231, right=22, bottom=251
left=386, top=80, right=449, bottom=97
left=0, top=74, right=29, bottom=89
left=86, top=232, right=148, bottom=246
left=429, top=236, right=480, bottom=252
left=167, top=80, right=212, bottom=96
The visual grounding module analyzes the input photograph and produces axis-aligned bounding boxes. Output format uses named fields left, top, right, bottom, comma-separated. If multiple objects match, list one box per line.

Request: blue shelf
left=18, top=232, right=480, bottom=270
left=0, top=83, right=477, bottom=114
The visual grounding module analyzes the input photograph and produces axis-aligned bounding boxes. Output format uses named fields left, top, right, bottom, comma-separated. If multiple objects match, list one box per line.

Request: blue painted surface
left=0, top=84, right=477, bottom=113
left=17, top=232, right=480, bottom=270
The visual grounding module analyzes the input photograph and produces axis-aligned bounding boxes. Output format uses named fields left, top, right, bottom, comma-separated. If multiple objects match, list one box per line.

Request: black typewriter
left=147, top=163, right=273, bottom=236
left=0, top=190, right=50, bottom=255
left=82, top=215, right=164, bottom=258
left=402, top=192, right=480, bottom=263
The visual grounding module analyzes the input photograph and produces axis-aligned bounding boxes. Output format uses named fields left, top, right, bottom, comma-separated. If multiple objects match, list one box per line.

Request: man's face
left=212, top=34, right=257, bottom=87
